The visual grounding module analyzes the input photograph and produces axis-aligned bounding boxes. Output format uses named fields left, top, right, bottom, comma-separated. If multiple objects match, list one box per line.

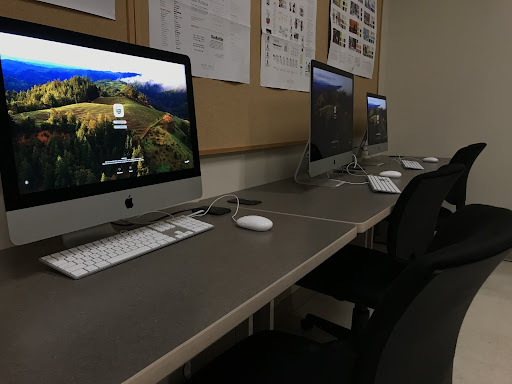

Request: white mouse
left=423, top=157, right=439, bottom=163
left=379, top=170, right=402, bottom=179
left=236, top=215, right=273, bottom=232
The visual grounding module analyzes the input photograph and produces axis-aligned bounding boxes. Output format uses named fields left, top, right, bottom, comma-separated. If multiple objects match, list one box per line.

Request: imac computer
left=0, top=17, right=202, bottom=245
left=295, top=60, right=354, bottom=187
left=366, top=93, right=388, bottom=155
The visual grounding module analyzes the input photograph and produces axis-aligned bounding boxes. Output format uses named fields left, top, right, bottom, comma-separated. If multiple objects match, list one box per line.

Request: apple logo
left=125, top=195, right=134, bottom=209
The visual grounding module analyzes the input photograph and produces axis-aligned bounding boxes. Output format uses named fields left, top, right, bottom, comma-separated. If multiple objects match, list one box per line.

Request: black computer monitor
left=366, top=93, right=388, bottom=155
left=309, top=61, right=353, bottom=177
left=0, top=17, right=202, bottom=245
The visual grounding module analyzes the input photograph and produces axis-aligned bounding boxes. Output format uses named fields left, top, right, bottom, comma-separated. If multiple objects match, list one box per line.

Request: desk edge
left=122, top=226, right=357, bottom=384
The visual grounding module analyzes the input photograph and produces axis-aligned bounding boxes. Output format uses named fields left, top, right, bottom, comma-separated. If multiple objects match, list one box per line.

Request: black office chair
left=297, top=164, right=465, bottom=337
left=437, top=143, right=487, bottom=229
left=188, top=205, right=512, bottom=384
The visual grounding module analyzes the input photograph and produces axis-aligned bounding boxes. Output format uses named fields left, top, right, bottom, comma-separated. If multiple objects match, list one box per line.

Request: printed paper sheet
left=260, top=0, right=317, bottom=92
left=37, top=0, right=115, bottom=20
left=327, top=0, right=377, bottom=79
left=149, top=0, right=251, bottom=84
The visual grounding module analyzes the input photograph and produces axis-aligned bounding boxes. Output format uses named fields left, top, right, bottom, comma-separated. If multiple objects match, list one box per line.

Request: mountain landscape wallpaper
left=1, top=32, right=194, bottom=194
left=367, top=97, right=387, bottom=145
left=310, top=67, right=353, bottom=161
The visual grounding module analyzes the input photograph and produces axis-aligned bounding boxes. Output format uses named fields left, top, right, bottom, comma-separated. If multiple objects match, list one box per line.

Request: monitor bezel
left=0, top=16, right=201, bottom=212
left=309, top=60, right=354, bottom=177
left=366, top=92, right=388, bottom=156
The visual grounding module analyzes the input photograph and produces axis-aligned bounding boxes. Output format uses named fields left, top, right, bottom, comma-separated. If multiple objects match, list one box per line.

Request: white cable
left=345, top=162, right=368, bottom=177
left=351, top=153, right=358, bottom=169
left=189, top=194, right=240, bottom=223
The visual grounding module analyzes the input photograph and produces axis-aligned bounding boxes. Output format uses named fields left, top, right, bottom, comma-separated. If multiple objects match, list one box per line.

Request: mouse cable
left=189, top=194, right=240, bottom=223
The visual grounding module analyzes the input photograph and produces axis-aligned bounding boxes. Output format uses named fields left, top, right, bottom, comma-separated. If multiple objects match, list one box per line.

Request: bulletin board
left=0, top=0, right=383, bottom=155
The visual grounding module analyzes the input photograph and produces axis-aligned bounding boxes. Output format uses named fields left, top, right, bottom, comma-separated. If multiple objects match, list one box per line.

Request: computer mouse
left=379, top=170, right=402, bottom=179
left=236, top=215, right=273, bottom=232
left=423, top=157, right=439, bottom=163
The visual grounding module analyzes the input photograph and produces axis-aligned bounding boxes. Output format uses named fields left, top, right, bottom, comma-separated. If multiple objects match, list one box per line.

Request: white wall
left=379, top=0, right=512, bottom=209
left=0, top=146, right=304, bottom=250
left=200, top=145, right=303, bottom=199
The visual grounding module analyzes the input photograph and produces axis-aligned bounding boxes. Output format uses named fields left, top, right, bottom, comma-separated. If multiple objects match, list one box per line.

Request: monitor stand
left=354, top=131, right=382, bottom=167
left=294, top=143, right=343, bottom=188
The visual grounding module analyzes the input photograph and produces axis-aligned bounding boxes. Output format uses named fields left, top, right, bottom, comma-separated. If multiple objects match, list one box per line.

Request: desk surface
left=213, top=156, right=448, bottom=232
left=0, top=208, right=356, bottom=384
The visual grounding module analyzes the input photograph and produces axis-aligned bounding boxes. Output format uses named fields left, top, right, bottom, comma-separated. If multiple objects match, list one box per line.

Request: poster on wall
left=37, top=0, right=115, bottom=20
left=327, top=0, right=377, bottom=79
left=148, top=0, right=251, bottom=84
left=260, top=0, right=317, bottom=92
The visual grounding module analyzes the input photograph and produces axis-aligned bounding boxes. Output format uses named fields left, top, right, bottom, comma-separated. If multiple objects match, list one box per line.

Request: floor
left=274, top=261, right=512, bottom=384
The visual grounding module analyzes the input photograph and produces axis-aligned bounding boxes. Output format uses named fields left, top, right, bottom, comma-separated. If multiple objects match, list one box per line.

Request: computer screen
left=309, top=61, right=353, bottom=177
left=366, top=93, right=388, bottom=154
left=1, top=33, right=194, bottom=195
left=0, top=17, right=202, bottom=245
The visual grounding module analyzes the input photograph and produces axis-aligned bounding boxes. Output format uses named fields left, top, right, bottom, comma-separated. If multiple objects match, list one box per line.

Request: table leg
left=364, top=226, right=375, bottom=249
left=248, top=315, right=254, bottom=336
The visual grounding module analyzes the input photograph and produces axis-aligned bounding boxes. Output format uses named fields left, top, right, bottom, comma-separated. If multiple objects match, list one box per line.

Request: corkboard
left=0, top=0, right=383, bottom=155
left=135, top=0, right=383, bottom=155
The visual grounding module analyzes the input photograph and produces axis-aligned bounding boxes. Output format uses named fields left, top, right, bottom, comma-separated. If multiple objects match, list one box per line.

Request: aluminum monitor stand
left=355, top=130, right=382, bottom=167
left=294, top=143, right=342, bottom=188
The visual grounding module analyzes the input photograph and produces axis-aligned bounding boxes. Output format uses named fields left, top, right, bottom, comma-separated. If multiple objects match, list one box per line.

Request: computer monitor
left=366, top=93, right=388, bottom=155
left=309, top=61, right=354, bottom=177
left=0, top=17, right=202, bottom=245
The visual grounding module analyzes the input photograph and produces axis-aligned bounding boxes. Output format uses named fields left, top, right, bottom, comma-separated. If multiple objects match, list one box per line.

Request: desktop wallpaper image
left=1, top=32, right=194, bottom=195
left=367, top=97, right=387, bottom=145
left=310, top=67, right=353, bottom=161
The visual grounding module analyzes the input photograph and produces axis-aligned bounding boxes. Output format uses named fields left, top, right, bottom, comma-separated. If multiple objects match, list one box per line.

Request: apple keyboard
left=40, top=216, right=214, bottom=279
left=401, top=160, right=424, bottom=170
left=367, top=175, right=401, bottom=194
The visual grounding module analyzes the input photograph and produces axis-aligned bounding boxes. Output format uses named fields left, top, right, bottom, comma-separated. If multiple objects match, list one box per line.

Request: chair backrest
left=387, top=164, right=465, bottom=261
left=356, top=205, right=512, bottom=384
left=446, top=143, right=487, bottom=209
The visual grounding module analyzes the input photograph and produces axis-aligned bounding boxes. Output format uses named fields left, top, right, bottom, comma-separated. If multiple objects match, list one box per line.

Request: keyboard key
left=95, top=261, right=109, bottom=268
left=70, top=269, right=88, bottom=278
left=67, top=263, right=86, bottom=272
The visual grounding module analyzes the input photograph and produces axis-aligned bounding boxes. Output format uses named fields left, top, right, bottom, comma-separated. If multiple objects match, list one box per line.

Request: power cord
left=189, top=194, right=240, bottom=223
left=341, top=155, right=369, bottom=177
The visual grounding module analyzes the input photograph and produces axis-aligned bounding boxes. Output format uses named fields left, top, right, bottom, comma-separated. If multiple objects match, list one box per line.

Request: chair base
left=301, top=303, right=370, bottom=339
left=301, top=313, right=352, bottom=339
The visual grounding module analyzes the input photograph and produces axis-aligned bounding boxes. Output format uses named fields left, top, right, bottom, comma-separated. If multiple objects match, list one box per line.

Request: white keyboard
left=401, top=160, right=424, bottom=170
left=40, top=216, right=214, bottom=279
left=367, top=175, right=401, bottom=194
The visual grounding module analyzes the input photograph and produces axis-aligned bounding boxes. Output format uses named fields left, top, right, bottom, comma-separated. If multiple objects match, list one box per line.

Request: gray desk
left=211, top=156, right=448, bottom=233
left=0, top=208, right=356, bottom=384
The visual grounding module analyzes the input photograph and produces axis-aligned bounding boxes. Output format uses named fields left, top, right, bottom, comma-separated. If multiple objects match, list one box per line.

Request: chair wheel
left=301, top=317, right=313, bottom=330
